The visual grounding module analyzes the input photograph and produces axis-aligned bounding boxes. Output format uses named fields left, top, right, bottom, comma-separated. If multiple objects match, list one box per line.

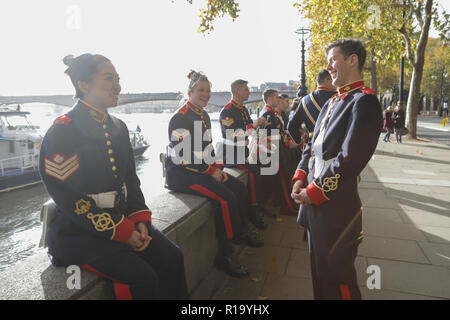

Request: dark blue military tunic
left=291, top=80, right=382, bottom=300
left=287, top=86, right=336, bottom=144
left=40, top=100, right=187, bottom=299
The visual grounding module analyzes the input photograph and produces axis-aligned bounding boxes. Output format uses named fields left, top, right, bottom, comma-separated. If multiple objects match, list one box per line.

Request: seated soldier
left=165, top=70, right=264, bottom=279
left=39, top=53, right=188, bottom=300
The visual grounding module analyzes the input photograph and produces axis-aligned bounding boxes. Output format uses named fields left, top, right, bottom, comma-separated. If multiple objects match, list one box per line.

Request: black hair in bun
left=63, top=53, right=110, bottom=99
left=63, top=54, right=75, bottom=67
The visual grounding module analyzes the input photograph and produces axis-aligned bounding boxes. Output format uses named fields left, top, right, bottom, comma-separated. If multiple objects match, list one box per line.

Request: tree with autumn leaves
left=187, top=0, right=449, bottom=139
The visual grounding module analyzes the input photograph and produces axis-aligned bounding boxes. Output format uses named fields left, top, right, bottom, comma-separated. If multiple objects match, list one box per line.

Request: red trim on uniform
left=278, top=170, right=293, bottom=209
left=231, top=99, right=244, bottom=109
left=189, top=184, right=233, bottom=239
left=246, top=123, right=254, bottom=131
left=340, top=284, right=351, bottom=300
left=80, top=265, right=133, bottom=300
left=361, top=86, right=377, bottom=96
left=265, top=105, right=274, bottom=112
left=337, top=80, right=365, bottom=95
left=292, top=169, right=307, bottom=185
left=128, top=210, right=152, bottom=226
left=186, top=101, right=204, bottom=115
left=204, top=165, right=217, bottom=175
left=316, top=86, right=331, bottom=91
left=112, top=217, right=135, bottom=243
left=54, top=114, right=73, bottom=125
left=213, top=162, right=224, bottom=170
left=237, top=165, right=257, bottom=205
left=306, top=182, right=328, bottom=205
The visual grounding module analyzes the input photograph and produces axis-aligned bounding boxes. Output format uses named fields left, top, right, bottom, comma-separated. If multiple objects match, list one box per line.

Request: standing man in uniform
left=287, top=69, right=336, bottom=146
left=219, top=79, right=271, bottom=227
left=260, top=89, right=298, bottom=213
left=291, top=39, right=382, bottom=300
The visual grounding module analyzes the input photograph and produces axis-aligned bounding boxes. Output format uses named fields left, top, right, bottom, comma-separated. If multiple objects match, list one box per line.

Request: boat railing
left=0, top=153, right=39, bottom=176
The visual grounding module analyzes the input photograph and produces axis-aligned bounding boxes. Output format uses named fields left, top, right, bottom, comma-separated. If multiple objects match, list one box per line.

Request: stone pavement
left=208, top=136, right=450, bottom=300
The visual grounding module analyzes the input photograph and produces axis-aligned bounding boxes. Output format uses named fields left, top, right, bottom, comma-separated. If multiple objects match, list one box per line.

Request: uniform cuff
left=111, top=217, right=135, bottom=243
left=306, top=181, right=329, bottom=205
left=128, top=209, right=152, bottom=226
left=212, top=161, right=224, bottom=170
left=204, top=165, right=217, bottom=175
left=292, top=169, right=307, bottom=185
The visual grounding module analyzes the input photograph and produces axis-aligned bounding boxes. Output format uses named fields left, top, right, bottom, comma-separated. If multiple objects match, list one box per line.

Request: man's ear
left=349, top=53, right=359, bottom=69
left=77, top=80, right=90, bottom=96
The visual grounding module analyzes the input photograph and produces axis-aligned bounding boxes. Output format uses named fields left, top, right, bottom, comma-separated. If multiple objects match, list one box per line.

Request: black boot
left=232, top=232, right=264, bottom=247
left=214, top=253, right=250, bottom=278
left=251, top=207, right=268, bottom=230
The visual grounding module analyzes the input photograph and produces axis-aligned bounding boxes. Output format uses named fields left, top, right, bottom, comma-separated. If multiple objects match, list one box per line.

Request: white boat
left=0, top=105, right=42, bottom=192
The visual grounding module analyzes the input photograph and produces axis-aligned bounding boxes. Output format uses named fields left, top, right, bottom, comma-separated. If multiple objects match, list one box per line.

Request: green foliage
left=422, top=38, right=450, bottom=99
left=195, top=0, right=241, bottom=33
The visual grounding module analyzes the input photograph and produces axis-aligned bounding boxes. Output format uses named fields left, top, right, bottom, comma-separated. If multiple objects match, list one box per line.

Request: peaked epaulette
left=361, top=86, right=377, bottom=96
left=224, top=103, right=232, bottom=110
left=178, top=105, right=189, bottom=115
left=54, top=114, right=73, bottom=125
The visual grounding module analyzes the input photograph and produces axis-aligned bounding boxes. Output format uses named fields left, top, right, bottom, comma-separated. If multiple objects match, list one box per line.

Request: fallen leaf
left=223, top=287, right=233, bottom=294
left=251, top=277, right=260, bottom=282
left=276, top=217, right=283, bottom=222
left=257, top=296, right=269, bottom=300
left=271, top=257, right=277, bottom=270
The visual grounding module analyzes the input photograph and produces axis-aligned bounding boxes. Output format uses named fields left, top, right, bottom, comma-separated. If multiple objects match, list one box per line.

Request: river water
left=0, top=102, right=241, bottom=272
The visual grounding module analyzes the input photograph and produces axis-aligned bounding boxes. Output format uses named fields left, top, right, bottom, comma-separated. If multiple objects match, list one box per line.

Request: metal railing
left=0, top=153, right=39, bottom=176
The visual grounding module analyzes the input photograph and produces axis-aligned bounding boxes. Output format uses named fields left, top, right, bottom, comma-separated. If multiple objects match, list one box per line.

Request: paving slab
left=212, top=271, right=267, bottom=300
left=359, top=189, right=398, bottom=209
left=397, top=206, right=450, bottom=227
left=259, top=273, right=313, bottom=300
left=280, top=227, right=308, bottom=250
left=366, top=258, right=450, bottom=299
left=362, top=219, right=428, bottom=242
left=238, top=245, right=292, bottom=275
left=360, top=286, right=444, bottom=300
left=417, top=225, right=450, bottom=244
left=362, top=207, right=404, bottom=223
left=417, top=242, right=450, bottom=267
left=358, top=236, right=430, bottom=264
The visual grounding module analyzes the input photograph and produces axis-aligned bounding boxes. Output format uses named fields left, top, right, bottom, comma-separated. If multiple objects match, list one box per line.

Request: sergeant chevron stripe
left=45, top=153, right=80, bottom=182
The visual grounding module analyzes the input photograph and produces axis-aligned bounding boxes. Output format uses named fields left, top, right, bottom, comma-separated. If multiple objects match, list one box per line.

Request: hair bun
left=63, top=54, right=75, bottom=67
left=187, top=70, right=201, bottom=81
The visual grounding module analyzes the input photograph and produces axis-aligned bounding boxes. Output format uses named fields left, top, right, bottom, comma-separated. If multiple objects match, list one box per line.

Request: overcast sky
left=0, top=0, right=448, bottom=96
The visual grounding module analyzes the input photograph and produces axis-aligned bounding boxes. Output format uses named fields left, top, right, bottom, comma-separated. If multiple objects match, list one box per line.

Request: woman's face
left=79, top=61, right=121, bottom=109
left=188, top=80, right=211, bottom=108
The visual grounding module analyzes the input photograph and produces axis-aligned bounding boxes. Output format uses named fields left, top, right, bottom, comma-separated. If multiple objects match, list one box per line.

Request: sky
left=0, top=0, right=448, bottom=96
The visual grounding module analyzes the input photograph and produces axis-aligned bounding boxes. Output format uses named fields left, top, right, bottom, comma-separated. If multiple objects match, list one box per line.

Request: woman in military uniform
left=165, top=71, right=263, bottom=278
left=39, top=53, right=188, bottom=300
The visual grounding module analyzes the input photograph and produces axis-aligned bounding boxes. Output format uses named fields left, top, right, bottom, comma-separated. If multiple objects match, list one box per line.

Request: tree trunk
left=369, top=49, right=378, bottom=93
left=405, top=0, right=433, bottom=139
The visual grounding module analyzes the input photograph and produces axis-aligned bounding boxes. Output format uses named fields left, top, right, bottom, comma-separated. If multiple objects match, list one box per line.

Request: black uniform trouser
left=81, top=225, right=188, bottom=300
left=167, top=169, right=251, bottom=256
left=307, top=213, right=362, bottom=300
left=233, top=164, right=273, bottom=206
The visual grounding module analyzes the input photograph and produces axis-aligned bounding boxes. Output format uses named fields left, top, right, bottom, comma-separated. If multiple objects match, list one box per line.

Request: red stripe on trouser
left=278, top=170, right=293, bottom=209
left=189, top=184, right=233, bottom=239
left=81, top=265, right=132, bottom=300
left=237, top=165, right=257, bottom=205
left=340, top=284, right=351, bottom=300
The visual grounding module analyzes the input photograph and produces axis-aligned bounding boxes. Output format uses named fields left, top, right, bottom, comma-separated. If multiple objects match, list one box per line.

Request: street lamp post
left=399, top=0, right=406, bottom=107
left=295, top=27, right=311, bottom=98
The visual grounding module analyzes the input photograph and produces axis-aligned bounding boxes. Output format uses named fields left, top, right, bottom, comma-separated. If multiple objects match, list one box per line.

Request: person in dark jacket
left=39, top=53, right=188, bottom=300
left=383, top=105, right=394, bottom=142
left=393, top=103, right=405, bottom=143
